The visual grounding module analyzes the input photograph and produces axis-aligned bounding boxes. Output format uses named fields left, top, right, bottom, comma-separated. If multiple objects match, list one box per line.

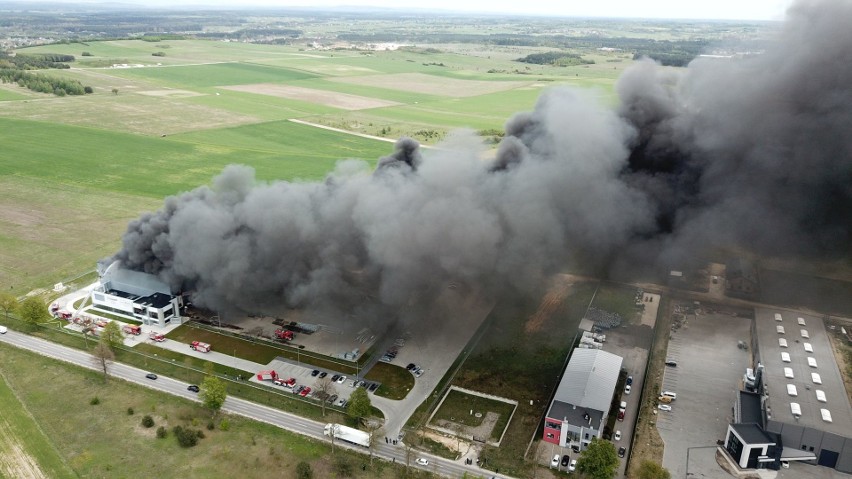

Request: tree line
left=0, top=68, right=92, bottom=96
left=516, top=51, right=595, bottom=66
left=0, top=52, right=74, bottom=70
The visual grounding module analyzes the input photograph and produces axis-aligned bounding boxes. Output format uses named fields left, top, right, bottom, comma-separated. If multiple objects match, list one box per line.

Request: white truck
left=324, top=423, right=370, bottom=447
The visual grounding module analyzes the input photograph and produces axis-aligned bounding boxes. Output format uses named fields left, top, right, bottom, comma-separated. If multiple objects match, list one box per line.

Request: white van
left=0, top=325, right=7, bottom=334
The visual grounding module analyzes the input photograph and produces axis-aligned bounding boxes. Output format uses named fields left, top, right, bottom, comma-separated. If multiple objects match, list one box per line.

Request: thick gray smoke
left=112, top=0, right=851, bottom=316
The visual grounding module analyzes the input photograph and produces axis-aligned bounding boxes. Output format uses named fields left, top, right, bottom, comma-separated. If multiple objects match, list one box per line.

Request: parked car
left=614, top=430, right=622, bottom=441
left=617, top=410, right=625, bottom=421
left=624, top=384, right=631, bottom=394
left=551, top=454, right=560, bottom=468
left=618, top=447, right=627, bottom=458
left=335, top=398, right=347, bottom=407
left=356, top=380, right=367, bottom=388
left=145, top=373, right=158, bottom=380
left=569, top=459, right=577, bottom=471
left=416, top=458, right=429, bottom=466
left=293, top=385, right=305, bottom=395
left=626, top=375, right=633, bottom=386
left=187, top=384, right=200, bottom=392
left=318, top=371, right=327, bottom=378
left=336, top=375, right=346, bottom=384
left=300, top=386, right=311, bottom=397
left=368, top=383, right=379, bottom=392
left=406, top=363, right=417, bottom=370
left=414, top=368, right=424, bottom=378
left=331, top=374, right=340, bottom=382
left=658, top=404, right=672, bottom=411
left=561, top=455, right=570, bottom=467
left=326, top=394, right=338, bottom=404
left=311, top=369, right=320, bottom=377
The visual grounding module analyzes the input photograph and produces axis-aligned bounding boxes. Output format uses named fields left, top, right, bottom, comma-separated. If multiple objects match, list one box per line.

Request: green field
left=4, top=36, right=629, bottom=298
left=431, top=388, right=516, bottom=442
left=0, top=370, right=76, bottom=479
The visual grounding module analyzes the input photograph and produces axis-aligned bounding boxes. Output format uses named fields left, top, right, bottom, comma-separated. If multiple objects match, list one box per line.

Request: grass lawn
left=364, top=362, right=414, bottom=400
left=0, top=371, right=77, bottom=479
left=590, top=282, right=644, bottom=324
left=107, top=62, right=319, bottom=88
left=165, top=323, right=364, bottom=375
left=0, top=342, right=398, bottom=479
left=431, top=388, right=516, bottom=439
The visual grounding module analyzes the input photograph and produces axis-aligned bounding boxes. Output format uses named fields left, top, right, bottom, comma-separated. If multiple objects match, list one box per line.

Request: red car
left=617, top=411, right=625, bottom=421
left=300, top=387, right=311, bottom=397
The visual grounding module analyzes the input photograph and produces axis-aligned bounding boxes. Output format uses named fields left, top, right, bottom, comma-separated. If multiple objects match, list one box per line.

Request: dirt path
left=0, top=386, right=49, bottom=479
left=524, top=275, right=577, bottom=333
left=288, top=119, right=436, bottom=149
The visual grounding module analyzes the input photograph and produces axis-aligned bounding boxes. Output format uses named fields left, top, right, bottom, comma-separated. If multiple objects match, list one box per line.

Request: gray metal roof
left=101, top=261, right=172, bottom=297
left=755, top=309, right=852, bottom=437
left=553, top=349, right=622, bottom=409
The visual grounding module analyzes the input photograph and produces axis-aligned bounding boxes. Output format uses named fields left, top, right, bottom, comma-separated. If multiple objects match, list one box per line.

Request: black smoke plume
left=111, top=0, right=851, bottom=316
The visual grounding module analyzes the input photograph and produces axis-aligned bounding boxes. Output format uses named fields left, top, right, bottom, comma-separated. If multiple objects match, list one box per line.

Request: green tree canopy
left=577, top=437, right=620, bottom=479
left=18, top=297, right=49, bottom=328
left=346, top=387, right=372, bottom=423
left=99, top=321, right=124, bottom=350
left=0, top=292, right=16, bottom=319
left=200, top=376, right=227, bottom=416
left=638, top=460, right=671, bottom=479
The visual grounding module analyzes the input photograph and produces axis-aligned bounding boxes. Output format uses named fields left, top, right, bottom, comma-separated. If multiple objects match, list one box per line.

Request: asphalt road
left=0, top=328, right=506, bottom=479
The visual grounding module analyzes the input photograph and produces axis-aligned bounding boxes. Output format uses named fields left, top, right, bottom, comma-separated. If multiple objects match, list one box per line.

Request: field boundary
left=425, top=385, right=518, bottom=447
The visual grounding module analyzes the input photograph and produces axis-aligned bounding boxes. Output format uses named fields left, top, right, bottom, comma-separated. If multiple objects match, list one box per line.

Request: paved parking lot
left=659, top=305, right=752, bottom=479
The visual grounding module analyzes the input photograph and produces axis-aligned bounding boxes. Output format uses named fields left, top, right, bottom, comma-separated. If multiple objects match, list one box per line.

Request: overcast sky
left=56, top=0, right=795, bottom=21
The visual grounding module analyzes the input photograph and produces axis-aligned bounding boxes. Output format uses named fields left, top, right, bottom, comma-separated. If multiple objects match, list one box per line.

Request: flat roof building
left=542, top=348, right=622, bottom=450
left=727, top=309, right=852, bottom=473
left=91, top=261, right=182, bottom=327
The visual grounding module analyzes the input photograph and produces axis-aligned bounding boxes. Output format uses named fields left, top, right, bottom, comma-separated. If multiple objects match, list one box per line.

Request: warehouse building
left=542, top=348, right=623, bottom=450
left=725, top=310, right=852, bottom=473
left=91, top=261, right=182, bottom=327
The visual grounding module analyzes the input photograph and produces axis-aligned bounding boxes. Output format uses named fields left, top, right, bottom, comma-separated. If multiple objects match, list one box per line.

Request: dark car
left=294, top=385, right=305, bottom=395
left=368, top=383, right=379, bottom=392
left=356, top=380, right=367, bottom=388
left=311, top=369, right=320, bottom=377
left=331, top=374, right=340, bottom=382
left=318, top=371, right=327, bottom=378
left=626, top=375, right=633, bottom=386
left=618, top=446, right=627, bottom=458
left=187, top=384, right=200, bottom=393
left=561, top=455, right=570, bottom=467
left=406, top=363, right=416, bottom=370
left=145, top=373, right=158, bottom=380
left=326, top=394, right=338, bottom=404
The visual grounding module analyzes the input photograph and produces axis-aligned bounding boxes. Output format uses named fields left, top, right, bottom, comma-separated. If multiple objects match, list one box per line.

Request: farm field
left=2, top=36, right=628, bottom=296
left=0, top=343, right=404, bottom=479
left=0, top=370, right=76, bottom=479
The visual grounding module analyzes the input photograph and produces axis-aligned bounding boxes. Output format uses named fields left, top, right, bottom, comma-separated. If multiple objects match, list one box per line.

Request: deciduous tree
left=346, top=387, right=371, bottom=424
left=18, top=297, right=48, bottom=329
left=314, top=376, right=336, bottom=417
left=637, top=460, right=671, bottom=479
left=577, top=437, right=619, bottom=479
left=0, top=292, right=16, bottom=319
left=91, top=342, right=114, bottom=381
left=200, top=375, right=227, bottom=416
left=99, top=321, right=124, bottom=350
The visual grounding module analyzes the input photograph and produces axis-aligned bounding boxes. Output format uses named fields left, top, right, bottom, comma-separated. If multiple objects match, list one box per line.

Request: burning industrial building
left=109, top=0, right=851, bottom=319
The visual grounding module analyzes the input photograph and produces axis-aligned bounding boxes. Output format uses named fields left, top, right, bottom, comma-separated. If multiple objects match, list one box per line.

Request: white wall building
left=92, top=262, right=181, bottom=327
